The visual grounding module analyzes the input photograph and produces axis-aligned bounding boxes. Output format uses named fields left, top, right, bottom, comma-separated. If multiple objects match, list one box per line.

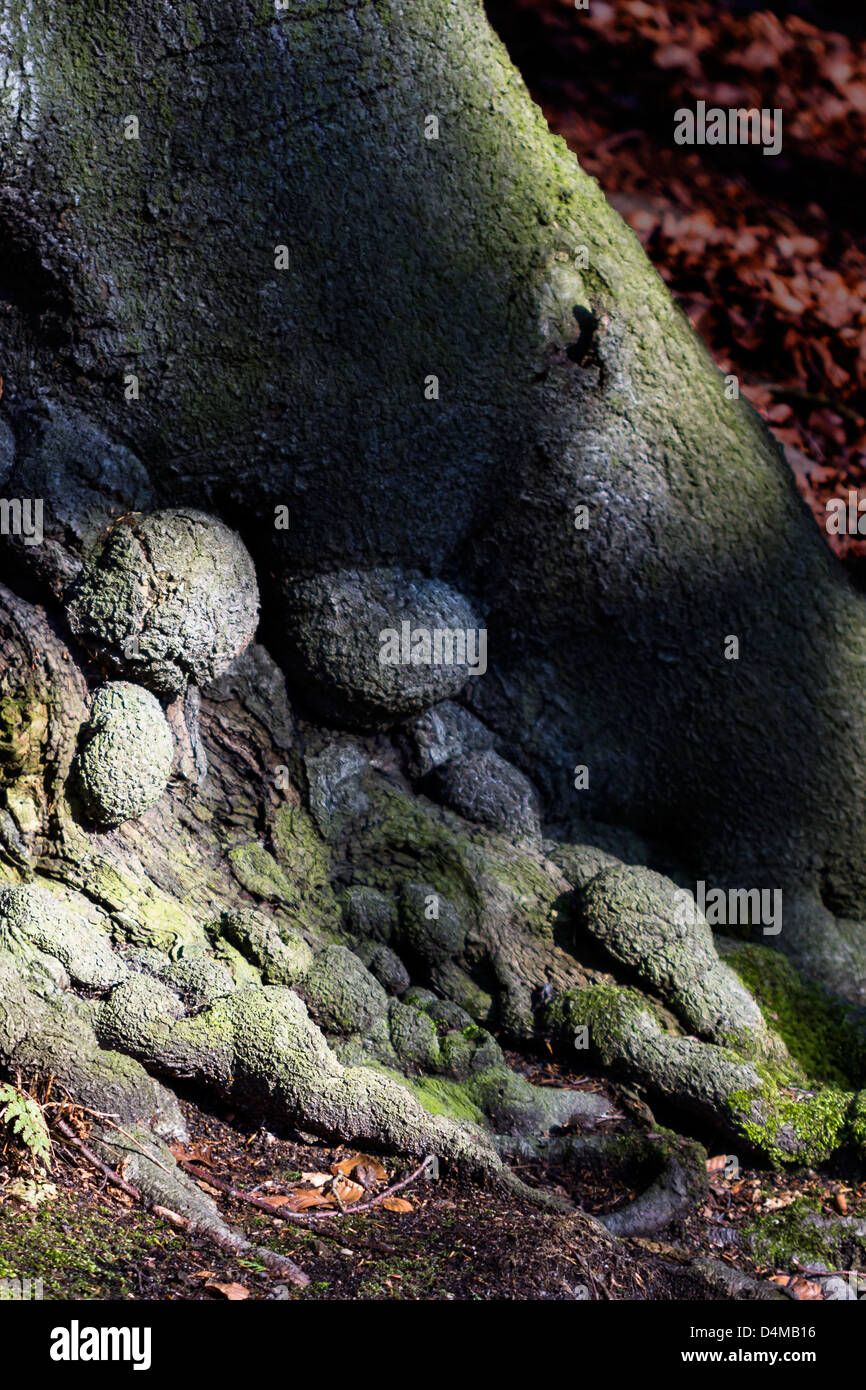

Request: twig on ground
left=53, top=1118, right=309, bottom=1287
left=177, top=1153, right=433, bottom=1222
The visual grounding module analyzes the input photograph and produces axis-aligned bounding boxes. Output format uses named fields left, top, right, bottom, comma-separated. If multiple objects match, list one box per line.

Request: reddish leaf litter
left=486, top=0, right=866, bottom=564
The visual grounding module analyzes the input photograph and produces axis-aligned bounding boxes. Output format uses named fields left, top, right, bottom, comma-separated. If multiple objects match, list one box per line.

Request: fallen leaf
left=769, top=1274, right=822, bottom=1300
left=331, top=1153, right=388, bottom=1183
left=205, top=1281, right=250, bottom=1301
left=763, top=1195, right=796, bottom=1213
left=194, top=1180, right=223, bottom=1198
left=382, top=1197, right=414, bottom=1214
left=333, top=1177, right=366, bottom=1206
left=169, top=1142, right=216, bottom=1168
left=285, top=1190, right=331, bottom=1211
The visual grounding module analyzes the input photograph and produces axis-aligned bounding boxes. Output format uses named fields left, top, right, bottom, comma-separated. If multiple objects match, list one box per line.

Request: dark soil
left=4, top=1051, right=865, bottom=1300
left=0, top=1085, right=704, bottom=1301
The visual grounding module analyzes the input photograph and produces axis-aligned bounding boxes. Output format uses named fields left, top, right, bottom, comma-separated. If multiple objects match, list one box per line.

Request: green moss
left=65, top=850, right=206, bottom=954
left=0, top=696, right=47, bottom=777
left=216, top=908, right=312, bottom=987
left=271, top=804, right=340, bottom=932
left=272, top=805, right=330, bottom=889
left=401, top=1074, right=486, bottom=1126
left=487, top=852, right=562, bottom=939
left=354, top=784, right=479, bottom=911
left=352, top=782, right=563, bottom=946
left=209, top=936, right=264, bottom=988
left=726, top=944, right=866, bottom=1088
left=357, top=1059, right=485, bottom=1126
left=847, top=1090, right=866, bottom=1157
left=301, top=944, right=389, bottom=1038
left=356, top=1256, right=446, bottom=1300
left=228, top=843, right=297, bottom=905
left=728, top=1073, right=853, bottom=1166
left=746, top=1198, right=839, bottom=1269
left=544, top=983, right=659, bottom=1064
left=0, top=1190, right=183, bottom=1300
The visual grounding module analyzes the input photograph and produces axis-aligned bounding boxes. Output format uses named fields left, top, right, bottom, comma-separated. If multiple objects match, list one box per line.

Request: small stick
left=178, top=1153, right=433, bottom=1221
left=55, top=1119, right=140, bottom=1199
left=177, top=1161, right=321, bottom=1222
left=54, top=1119, right=309, bottom=1287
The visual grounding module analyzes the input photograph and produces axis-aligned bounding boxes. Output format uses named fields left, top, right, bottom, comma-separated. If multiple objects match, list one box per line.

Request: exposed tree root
left=2, top=574, right=865, bottom=1284
left=54, top=1118, right=309, bottom=1287
left=496, top=1130, right=708, bottom=1238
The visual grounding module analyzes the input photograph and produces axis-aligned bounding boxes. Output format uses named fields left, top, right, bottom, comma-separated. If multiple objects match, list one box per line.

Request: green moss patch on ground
left=0, top=1186, right=185, bottom=1301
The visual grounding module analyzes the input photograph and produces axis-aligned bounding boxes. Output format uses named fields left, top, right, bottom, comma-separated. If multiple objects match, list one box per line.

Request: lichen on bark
left=1, top=0, right=866, bottom=1269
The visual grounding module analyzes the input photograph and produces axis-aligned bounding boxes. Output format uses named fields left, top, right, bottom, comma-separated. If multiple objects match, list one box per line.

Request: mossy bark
left=1, top=0, right=866, bottom=1244
left=1, top=0, right=865, bottom=929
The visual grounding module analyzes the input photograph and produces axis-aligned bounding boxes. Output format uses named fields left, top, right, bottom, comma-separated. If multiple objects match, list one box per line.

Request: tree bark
left=1, top=0, right=865, bottom=1240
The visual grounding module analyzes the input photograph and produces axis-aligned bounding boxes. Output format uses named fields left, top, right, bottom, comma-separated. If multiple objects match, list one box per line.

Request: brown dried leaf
left=205, top=1281, right=250, bottom=1301
left=169, top=1142, right=216, bottom=1168
left=285, top=1190, right=332, bottom=1211
left=333, top=1177, right=365, bottom=1206
left=331, top=1153, right=388, bottom=1183
left=769, top=1275, right=823, bottom=1300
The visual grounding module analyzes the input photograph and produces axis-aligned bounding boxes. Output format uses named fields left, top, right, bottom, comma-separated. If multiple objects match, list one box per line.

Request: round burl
left=65, top=509, right=259, bottom=695
left=427, top=750, right=542, bottom=840
left=282, top=568, right=484, bottom=726
left=74, top=682, right=174, bottom=827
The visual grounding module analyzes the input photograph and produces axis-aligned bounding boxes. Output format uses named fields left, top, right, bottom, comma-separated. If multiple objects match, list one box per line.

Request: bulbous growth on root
left=96, top=973, right=503, bottom=1174
left=0, top=883, right=126, bottom=989
left=65, top=509, right=259, bottom=696
left=545, top=981, right=862, bottom=1167
left=576, top=864, right=783, bottom=1060
left=282, top=568, right=483, bottom=727
left=73, top=682, right=173, bottom=827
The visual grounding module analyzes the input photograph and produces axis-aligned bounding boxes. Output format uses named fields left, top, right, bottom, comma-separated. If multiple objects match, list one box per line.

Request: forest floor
left=3, top=1055, right=865, bottom=1301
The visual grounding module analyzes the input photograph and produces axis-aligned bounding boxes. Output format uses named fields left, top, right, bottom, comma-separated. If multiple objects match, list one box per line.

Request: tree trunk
left=1, top=0, right=866, bottom=1241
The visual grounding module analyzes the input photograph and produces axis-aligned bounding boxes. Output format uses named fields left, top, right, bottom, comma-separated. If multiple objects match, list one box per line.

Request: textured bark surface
left=1, top=1, right=864, bottom=920
left=1, top=0, right=866, bottom=1252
